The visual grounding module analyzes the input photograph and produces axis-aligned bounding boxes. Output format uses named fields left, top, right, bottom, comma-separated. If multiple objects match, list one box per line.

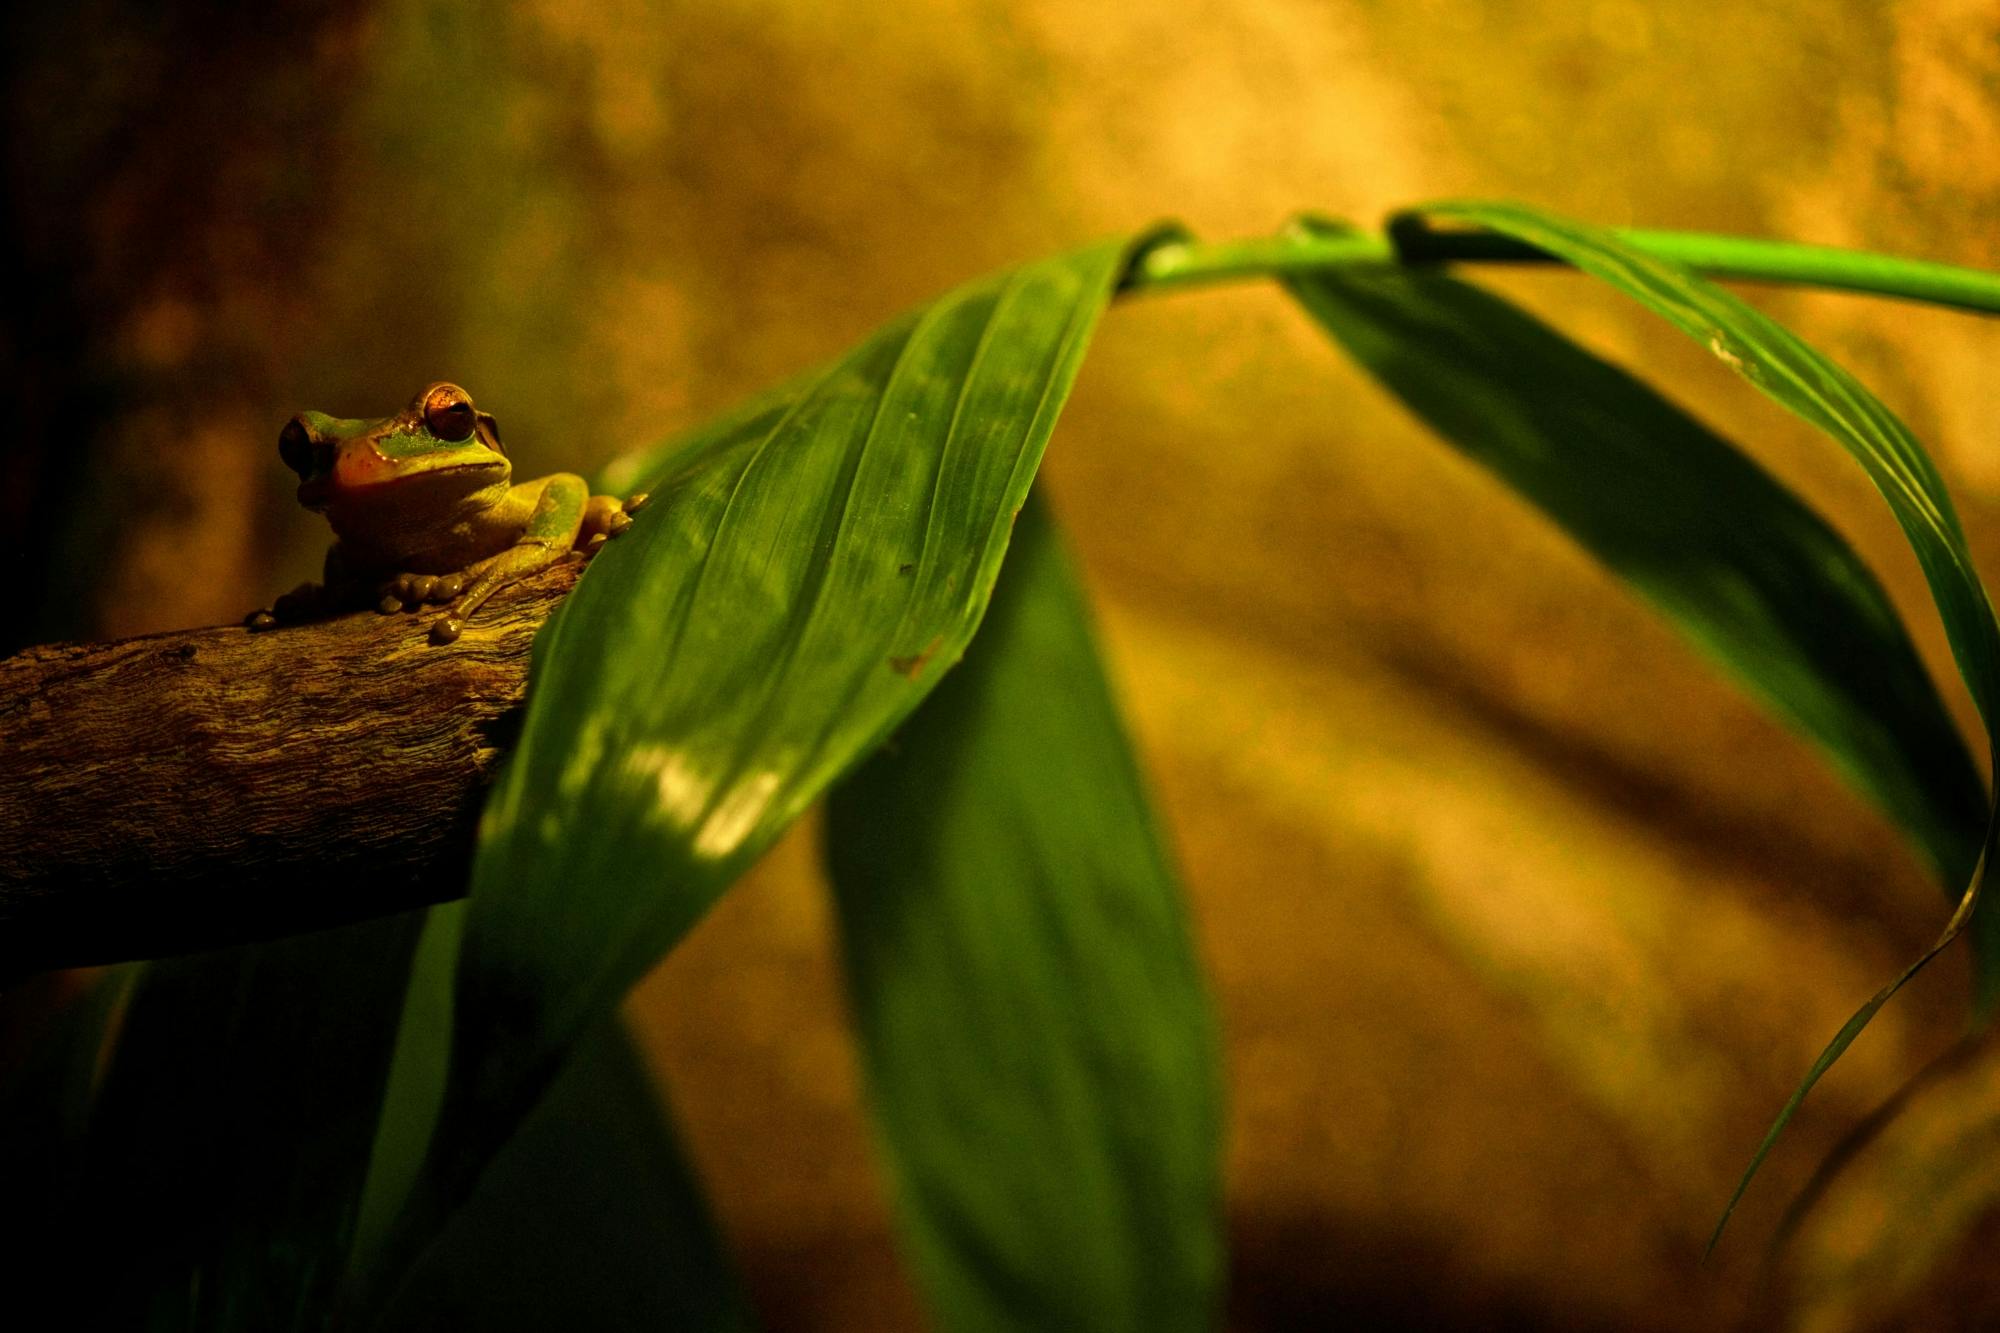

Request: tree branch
left=0, top=562, right=584, bottom=974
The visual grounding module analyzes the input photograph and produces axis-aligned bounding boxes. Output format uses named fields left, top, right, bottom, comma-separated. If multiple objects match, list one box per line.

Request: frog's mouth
left=300, top=458, right=508, bottom=512
left=312, top=452, right=504, bottom=498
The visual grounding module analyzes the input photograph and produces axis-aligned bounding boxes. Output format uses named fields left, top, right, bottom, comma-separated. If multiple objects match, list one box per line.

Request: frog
left=246, top=382, right=646, bottom=644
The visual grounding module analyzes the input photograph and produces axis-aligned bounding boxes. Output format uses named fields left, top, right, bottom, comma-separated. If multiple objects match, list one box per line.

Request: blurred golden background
left=8, top=0, right=2000, bottom=1327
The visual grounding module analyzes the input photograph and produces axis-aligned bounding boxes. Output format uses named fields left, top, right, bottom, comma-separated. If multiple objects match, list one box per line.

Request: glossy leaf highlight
left=431, top=239, right=1140, bottom=1244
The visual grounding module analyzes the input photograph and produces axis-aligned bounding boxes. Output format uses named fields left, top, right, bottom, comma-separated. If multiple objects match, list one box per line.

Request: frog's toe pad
left=381, top=572, right=463, bottom=608
left=246, top=610, right=277, bottom=631
left=622, top=492, right=650, bottom=515
left=430, top=615, right=464, bottom=645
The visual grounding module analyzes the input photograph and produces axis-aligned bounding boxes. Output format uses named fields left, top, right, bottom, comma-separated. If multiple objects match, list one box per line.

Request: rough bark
left=0, top=561, right=583, bottom=973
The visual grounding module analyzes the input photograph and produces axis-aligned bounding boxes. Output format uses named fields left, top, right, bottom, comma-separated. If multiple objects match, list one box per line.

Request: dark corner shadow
left=1229, top=1209, right=1650, bottom=1333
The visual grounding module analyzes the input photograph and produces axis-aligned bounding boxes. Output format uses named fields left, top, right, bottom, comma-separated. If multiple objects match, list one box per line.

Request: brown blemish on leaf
left=889, top=634, right=944, bottom=680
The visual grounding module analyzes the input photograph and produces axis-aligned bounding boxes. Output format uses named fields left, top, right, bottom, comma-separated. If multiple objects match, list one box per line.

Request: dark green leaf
left=425, top=239, right=1142, bottom=1253
left=351, top=903, right=467, bottom=1291
left=1390, top=204, right=2000, bottom=737
left=825, top=497, right=1223, bottom=1332
left=1283, top=221, right=1985, bottom=890
left=62, top=914, right=424, bottom=1330
left=0, top=966, right=138, bottom=1230
left=376, top=1017, right=753, bottom=1333
left=1388, top=201, right=2000, bottom=1248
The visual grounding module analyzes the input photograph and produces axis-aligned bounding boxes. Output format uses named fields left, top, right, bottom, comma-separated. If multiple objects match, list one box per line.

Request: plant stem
left=1126, top=232, right=1397, bottom=295
left=1618, top=230, right=2000, bottom=315
left=1128, top=226, right=2000, bottom=317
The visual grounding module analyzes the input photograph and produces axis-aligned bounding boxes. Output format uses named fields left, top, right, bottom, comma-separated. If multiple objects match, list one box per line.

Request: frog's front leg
left=427, top=474, right=591, bottom=644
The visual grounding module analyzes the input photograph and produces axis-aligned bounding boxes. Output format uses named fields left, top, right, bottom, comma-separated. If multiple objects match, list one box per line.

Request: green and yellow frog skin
left=247, top=382, right=645, bottom=644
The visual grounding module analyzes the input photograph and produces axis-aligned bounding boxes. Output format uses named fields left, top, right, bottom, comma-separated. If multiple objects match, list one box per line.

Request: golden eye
left=424, top=386, right=477, bottom=441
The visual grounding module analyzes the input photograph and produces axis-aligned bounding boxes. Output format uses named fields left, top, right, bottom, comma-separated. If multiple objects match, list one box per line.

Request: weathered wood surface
left=0, top=561, right=583, bottom=972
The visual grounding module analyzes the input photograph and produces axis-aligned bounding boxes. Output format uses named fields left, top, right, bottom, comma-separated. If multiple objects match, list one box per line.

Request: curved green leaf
left=1283, top=220, right=1985, bottom=890
left=825, top=497, right=1223, bottom=1332
left=1392, top=203, right=2000, bottom=732
left=421, top=238, right=1143, bottom=1246
left=1390, top=201, right=2000, bottom=1248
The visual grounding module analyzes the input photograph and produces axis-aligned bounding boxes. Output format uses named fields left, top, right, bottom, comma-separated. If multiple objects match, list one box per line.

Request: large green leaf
left=824, top=497, right=1223, bottom=1332
left=417, top=238, right=1142, bottom=1251
left=1283, top=220, right=1985, bottom=890
left=1388, top=201, right=2000, bottom=1245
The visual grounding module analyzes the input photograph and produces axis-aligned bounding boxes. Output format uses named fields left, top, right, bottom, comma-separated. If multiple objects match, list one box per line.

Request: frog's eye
left=279, top=417, right=322, bottom=477
left=423, top=386, right=477, bottom=442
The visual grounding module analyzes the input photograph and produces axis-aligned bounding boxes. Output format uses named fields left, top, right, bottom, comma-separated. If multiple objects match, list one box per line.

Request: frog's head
left=279, top=382, right=511, bottom=528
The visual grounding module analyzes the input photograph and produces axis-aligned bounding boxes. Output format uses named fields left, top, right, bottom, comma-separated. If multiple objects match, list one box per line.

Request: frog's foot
left=246, top=581, right=328, bottom=630
left=376, top=570, right=469, bottom=614
left=426, top=538, right=570, bottom=644
left=580, top=492, right=646, bottom=548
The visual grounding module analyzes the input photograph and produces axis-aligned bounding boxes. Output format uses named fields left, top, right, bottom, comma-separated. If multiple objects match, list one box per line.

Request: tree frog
left=247, top=382, right=645, bottom=644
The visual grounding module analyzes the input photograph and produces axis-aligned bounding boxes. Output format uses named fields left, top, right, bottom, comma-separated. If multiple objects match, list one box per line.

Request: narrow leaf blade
left=1283, top=226, right=1985, bottom=889
left=1390, top=200, right=2000, bottom=1245
left=825, top=498, right=1223, bottom=1331
left=1392, top=203, right=2000, bottom=734
left=351, top=903, right=468, bottom=1290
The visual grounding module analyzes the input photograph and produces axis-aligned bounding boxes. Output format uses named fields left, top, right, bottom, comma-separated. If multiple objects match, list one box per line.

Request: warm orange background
left=8, top=1, right=2000, bottom=1327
